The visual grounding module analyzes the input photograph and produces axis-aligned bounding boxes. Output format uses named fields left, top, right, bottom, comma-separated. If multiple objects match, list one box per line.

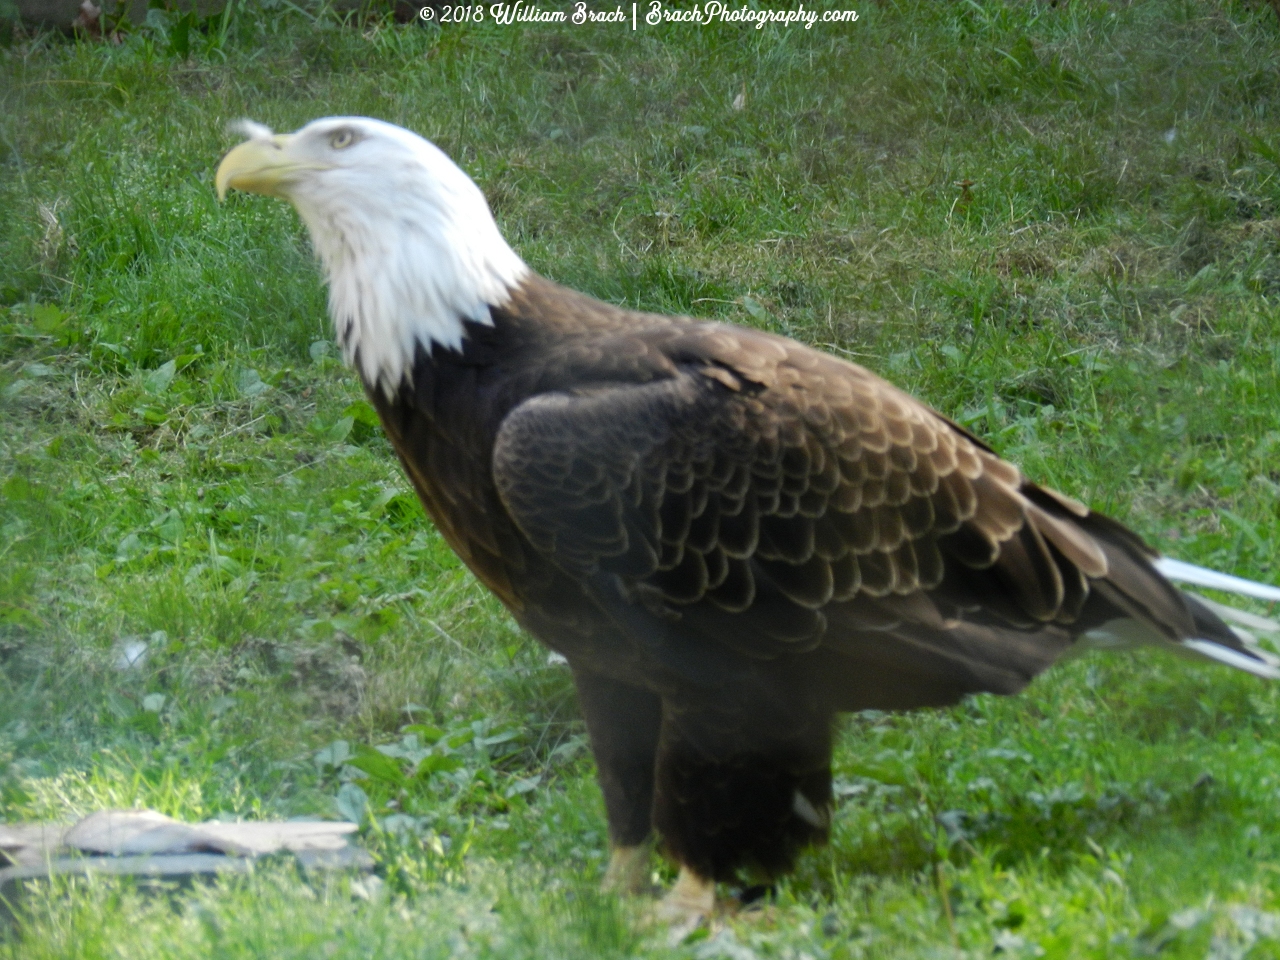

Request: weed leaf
left=143, top=359, right=177, bottom=395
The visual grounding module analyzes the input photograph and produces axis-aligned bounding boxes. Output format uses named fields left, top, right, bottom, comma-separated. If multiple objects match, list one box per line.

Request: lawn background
left=4, top=1, right=1280, bottom=956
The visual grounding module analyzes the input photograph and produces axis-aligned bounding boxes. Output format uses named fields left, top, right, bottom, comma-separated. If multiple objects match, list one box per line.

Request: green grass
left=4, top=0, right=1280, bottom=955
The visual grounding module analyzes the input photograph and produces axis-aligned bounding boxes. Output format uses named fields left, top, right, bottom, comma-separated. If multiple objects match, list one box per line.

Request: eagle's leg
left=572, top=668, right=663, bottom=894
left=652, top=707, right=834, bottom=908
left=602, top=842, right=652, bottom=893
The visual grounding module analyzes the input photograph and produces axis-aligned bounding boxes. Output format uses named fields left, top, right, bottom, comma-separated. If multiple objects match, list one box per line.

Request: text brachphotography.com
left=418, top=2, right=860, bottom=29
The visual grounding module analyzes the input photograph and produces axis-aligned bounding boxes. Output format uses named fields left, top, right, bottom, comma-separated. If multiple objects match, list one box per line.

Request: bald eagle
left=217, top=117, right=1280, bottom=921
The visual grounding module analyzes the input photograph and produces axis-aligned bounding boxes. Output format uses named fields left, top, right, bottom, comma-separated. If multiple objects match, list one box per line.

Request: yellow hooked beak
left=215, top=133, right=305, bottom=200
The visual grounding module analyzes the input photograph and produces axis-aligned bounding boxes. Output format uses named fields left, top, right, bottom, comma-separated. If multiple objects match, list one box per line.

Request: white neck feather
left=287, top=121, right=528, bottom=396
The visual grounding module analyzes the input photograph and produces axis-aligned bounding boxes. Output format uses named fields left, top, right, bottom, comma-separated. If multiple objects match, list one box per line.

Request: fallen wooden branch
left=1, top=809, right=373, bottom=924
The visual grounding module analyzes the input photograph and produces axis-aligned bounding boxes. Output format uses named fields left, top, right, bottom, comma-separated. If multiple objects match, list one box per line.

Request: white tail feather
left=1079, top=558, right=1280, bottom=678
left=1180, top=639, right=1280, bottom=679
left=1151, top=557, right=1280, bottom=676
left=1154, top=557, right=1280, bottom=603
left=1187, top=592, right=1280, bottom=634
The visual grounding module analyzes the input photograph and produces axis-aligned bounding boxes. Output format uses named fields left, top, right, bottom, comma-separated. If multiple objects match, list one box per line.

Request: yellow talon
left=654, top=867, right=716, bottom=943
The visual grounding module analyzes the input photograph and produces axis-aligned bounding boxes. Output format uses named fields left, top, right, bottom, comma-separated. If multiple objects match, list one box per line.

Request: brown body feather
left=368, top=274, right=1245, bottom=881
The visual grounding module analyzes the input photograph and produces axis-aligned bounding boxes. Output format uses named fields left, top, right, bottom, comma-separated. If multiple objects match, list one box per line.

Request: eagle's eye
left=330, top=129, right=356, bottom=150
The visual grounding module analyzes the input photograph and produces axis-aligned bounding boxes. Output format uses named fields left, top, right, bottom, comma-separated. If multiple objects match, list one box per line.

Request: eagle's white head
left=216, top=117, right=528, bottom=394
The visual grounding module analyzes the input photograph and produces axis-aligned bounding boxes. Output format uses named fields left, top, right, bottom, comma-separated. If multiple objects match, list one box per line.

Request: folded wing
left=493, top=323, right=1277, bottom=705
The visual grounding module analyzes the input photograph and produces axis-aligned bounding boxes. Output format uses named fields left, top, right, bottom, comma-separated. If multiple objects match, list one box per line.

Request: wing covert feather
left=492, top=323, right=1186, bottom=690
